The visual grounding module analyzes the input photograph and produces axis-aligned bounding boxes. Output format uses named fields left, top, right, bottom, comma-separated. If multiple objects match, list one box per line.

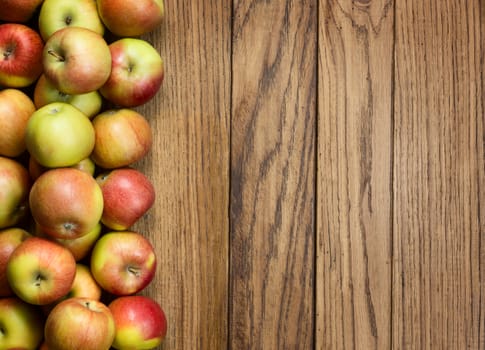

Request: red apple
left=90, top=231, right=157, bottom=295
left=0, top=297, right=44, bottom=350
left=0, top=0, right=44, bottom=23
left=44, top=298, right=115, bottom=350
left=0, top=88, right=36, bottom=157
left=29, top=168, right=104, bottom=239
left=0, top=227, right=32, bottom=296
left=100, top=38, right=164, bottom=107
left=0, top=156, right=31, bottom=229
left=43, top=27, right=111, bottom=94
left=91, top=109, right=152, bottom=169
left=96, top=168, right=155, bottom=230
left=97, top=0, right=164, bottom=37
left=109, top=295, right=167, bottom=350
left=0, top=23, right=44, bottom=88
left=6, top=237, right=76, bottom=305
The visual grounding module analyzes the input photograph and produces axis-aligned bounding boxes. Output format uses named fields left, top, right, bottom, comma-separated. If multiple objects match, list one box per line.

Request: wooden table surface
left=136, top=1, right=484, bottom=349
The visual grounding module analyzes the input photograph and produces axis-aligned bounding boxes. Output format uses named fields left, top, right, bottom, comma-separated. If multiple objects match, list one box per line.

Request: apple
left=100, top=38, right=164, bottom=107
left=43, top=264, right=103, bottom=315
left=0, top=88, right=36, bottom=157
left=36, top=222, right=102, bottom=261
left=25, top=102, right=95, bottom=168
left=0, top=0, right=44, bottom=23
left=109, top=295, right=167, bottom=350
left=90, top=231, right=157, bottom=295
left=0, top=228, right=32, bottom=296
left=96, top=0, right=164, bottom=37
left=43, top=27, right=111, bottom=94
left=29, top=155, right=96, bottom=181
left=0, top=23, right=44, bottom=88
left=29, top=168, right=104, bottom=239
left=0, top=297, right=44, bottom=350
left=96, top=167, right=155, bottom=230
left=38, top=0, right=105, bottom=40
left=0, top=156, right=30, bottom=229
left=91, top=109, right=153, bottom=169
left=44, top=298, right=115, bottom=350
left=34, top=74, right=103, bottom=119
left=6, top=236, right=76, bottom=305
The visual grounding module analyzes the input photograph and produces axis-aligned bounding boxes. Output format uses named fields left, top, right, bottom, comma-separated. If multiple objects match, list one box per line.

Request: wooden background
left=136, top=0, right=484, bottom=349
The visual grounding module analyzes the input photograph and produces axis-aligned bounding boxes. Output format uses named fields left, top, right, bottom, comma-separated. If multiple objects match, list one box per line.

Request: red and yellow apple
left=91, top=108, right=153, bottom=169
left=6, top=236, right=77, bottom=305
left=90, top=231, right=157, bottom=295
left=0, top=0, right=44, bottom=22
left=109, top=295, right=167, bottom=350
left=44, top=298, right=115, bottom=350
left=96, top=168, right=155, bottom=230
left=29, top=168, right=104, bottom=239
left=0, top=156, right=31, bottom=229
left=0, top=23, right=44, bottom=88
left=0, top=88, right=36, bottom=157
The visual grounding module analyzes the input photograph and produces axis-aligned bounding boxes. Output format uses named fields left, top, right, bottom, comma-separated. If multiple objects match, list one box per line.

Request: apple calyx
left=47, top=49, right=65, bottom=62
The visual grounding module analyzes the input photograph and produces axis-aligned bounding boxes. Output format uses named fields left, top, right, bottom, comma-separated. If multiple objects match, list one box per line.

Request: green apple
left=34, top=74, right=103, bottom=119
left=96, top=0, right=164, bottom=37
left=0, top=88, right=36, bottom=157
left=25, top=102, right=95, bottom=168
left=43, top=27, right=111, bottom=95
left=90, top=231, right=157, bottom=295
left=0, top=156, right=30, bottom=229
left=100, top=38, right=164, bottom=107
left=45, top=298, right=115, bottom=350
left=29, top=168, right=104, bottom=239
left=109, top=296, right=167, bottom=350
left=38, top=0, right=105, bottom=40
left=91, top=109, right=153, bottom=169
left=6, top=237, right=77, bottom=305
left=0, top=297, right=44, bottom=350
left=0, top=228, right=32, bottom=296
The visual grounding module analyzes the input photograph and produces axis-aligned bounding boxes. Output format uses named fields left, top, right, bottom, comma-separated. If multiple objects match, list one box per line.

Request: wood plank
left=316, top=0, right=394, bottom=349
left=229, top=1, right=317, bottom=348
left=135, top=1, right=231, bottom=349
left=392, top=0, right=483, bottom=348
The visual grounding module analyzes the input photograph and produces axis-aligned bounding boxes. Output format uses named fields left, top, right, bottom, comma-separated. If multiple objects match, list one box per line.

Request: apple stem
left=127, top=266, right=141, bottom=277
left=47, top=49, right=65, bottom=62
left=35, top=274, right=44, bottom=287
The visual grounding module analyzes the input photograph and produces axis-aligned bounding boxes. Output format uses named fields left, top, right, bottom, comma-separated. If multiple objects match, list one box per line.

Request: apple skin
left=0, top=88, right=36, bottom=157
left=38, top=0, right=105, bottom=40
left=100, top=38, right=164, bottom=107
left=97, top=0, right=164, bottom=37
left=0, top=0, right=44, bottom=23
left=6, top=237, right=77, bottom=305
left=44, top=297, right=115, bottom=350
left=29, top=168, right=103, bottom=240
left=0, top=23, right=44, bottom=88
left=43, top=27, right=111, bottom=95
left=96, top=168, right=155, bottom=230
left=34, top=74, right=103, bottom=119
left=91, top=109, right=153, bottom=169
left=35, top=222, right=102, bottom=261
left=25, top=102, right=95, bottom=168
left=0, top=228, right=32, bottom=296
left=90, top=231, right=157, bottom=295
left=109, top=295, right=167, bottom=350
left=0, top=297, right=44, bottom=350
left=0, top=156, right=31, bottom=229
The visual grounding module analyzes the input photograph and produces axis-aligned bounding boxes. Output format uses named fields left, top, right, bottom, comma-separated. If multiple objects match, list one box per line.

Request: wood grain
left=135, top=1, right=231, bottom=349
left=317, top=0, right=394, bottom=349
left=392, top=0, right=484, bottom=348
left=229, top=0, right=317, bottom=349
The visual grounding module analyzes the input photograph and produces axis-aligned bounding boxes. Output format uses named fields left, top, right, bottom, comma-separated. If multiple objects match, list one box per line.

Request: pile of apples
left=0, top=0, right=168, bottom=349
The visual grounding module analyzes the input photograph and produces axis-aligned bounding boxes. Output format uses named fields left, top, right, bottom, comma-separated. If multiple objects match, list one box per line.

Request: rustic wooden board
left=317, top=0, right=394, bottom=349
left=229, top=0, right=317, bottom=348
left=136, top=1, right=231, bottom=349
left=392, top=0, right=483, bottom=348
